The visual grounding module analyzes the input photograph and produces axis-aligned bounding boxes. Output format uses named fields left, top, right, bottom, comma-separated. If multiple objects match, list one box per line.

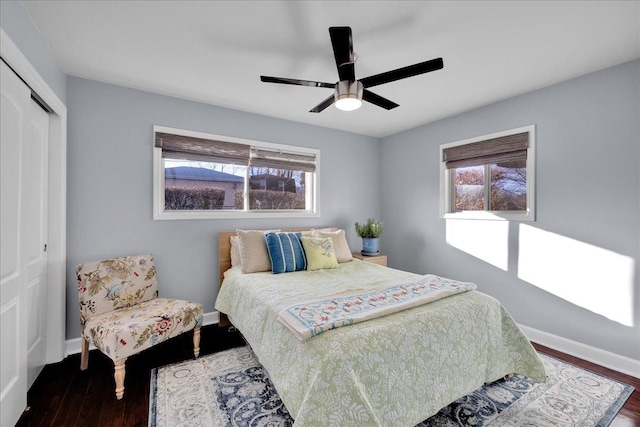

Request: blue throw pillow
left=265, top=232, right=307, bottom=274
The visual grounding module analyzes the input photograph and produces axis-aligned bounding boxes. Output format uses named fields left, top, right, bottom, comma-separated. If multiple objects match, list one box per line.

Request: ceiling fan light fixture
left=335, top=97, right=362, bottom=111
left=260, top=27, right=443, bottom=113
left=335, top=80, right=363, bottom=111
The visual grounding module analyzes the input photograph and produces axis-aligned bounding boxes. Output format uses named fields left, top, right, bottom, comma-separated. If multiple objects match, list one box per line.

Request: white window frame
left=440, top=125, right=535, bottom=221
left=153, top=125, right=320, bottom=220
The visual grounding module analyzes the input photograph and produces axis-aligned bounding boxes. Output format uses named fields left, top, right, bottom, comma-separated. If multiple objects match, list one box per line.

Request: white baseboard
left=519, top=323, right=640, bottom=379
left=65, top=311, right=221, bottom=356
left=203, top=311, right=220, bottom=326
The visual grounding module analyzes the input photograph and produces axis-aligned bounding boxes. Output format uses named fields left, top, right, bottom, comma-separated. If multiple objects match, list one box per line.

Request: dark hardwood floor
left=15, top=326, right=639, bottom=427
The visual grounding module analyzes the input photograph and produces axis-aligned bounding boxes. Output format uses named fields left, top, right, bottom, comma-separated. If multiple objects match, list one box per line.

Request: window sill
left=442, top=210, right=535, bottom=221
left=153, top=209, right=320, bottom=221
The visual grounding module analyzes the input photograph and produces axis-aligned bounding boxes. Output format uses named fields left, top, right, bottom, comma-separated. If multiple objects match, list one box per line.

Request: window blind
left=155, top=132, right=251, bottom=165
left=250, top=148, right=316, bottom=172
left=442, top=132, right=528, bottom=169
left=155, top=132, right=316, bottom=172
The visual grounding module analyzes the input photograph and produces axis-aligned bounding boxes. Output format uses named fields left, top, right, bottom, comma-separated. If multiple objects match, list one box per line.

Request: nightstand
left=352, top=252, right=387, bottom=267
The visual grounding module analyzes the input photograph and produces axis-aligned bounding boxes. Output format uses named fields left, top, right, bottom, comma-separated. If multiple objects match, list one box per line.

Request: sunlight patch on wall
left=446, top=218, right=509, bottom=270
left=518, top=224, right=635, bottom=326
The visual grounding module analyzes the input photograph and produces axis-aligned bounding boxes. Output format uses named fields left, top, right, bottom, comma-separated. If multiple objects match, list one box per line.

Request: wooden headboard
left=218, top=228, right=335, bottom=287
left=218, top=230, right=238, bottom=287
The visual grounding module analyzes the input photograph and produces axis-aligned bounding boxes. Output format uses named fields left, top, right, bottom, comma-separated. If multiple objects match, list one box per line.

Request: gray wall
left=380, top=59, right=640, bottom=360
left=0, top=1, right=66, bottom=104
left=66, top=76, right=381, bottom=339
left=4, top=3, right=638, bottom=361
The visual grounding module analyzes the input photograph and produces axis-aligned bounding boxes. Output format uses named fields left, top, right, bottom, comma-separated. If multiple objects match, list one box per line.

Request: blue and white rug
left=149, top=346, right=633, bottom=427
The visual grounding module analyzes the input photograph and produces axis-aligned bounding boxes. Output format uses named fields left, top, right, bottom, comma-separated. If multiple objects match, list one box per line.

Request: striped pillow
left=265, top=232, right=307, bottom=274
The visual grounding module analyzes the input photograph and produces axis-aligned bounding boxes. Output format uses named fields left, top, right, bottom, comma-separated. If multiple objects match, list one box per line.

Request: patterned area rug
left=148, top=346, right=633, bottom=427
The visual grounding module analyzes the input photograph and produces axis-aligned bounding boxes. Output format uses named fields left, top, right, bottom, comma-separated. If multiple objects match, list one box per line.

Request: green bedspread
left=215, top=260, right=545, bottom=427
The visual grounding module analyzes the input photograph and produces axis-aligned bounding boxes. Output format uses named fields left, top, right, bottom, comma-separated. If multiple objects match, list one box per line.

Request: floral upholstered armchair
left=76, top=254, right=203, bottom=399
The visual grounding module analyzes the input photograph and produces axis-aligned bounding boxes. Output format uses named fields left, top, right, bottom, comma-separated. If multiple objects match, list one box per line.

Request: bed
left=214, top=229, right=545, bottom=427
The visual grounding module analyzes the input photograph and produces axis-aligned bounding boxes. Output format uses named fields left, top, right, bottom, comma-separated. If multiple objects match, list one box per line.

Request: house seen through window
left=440, top=125, right=535, bottom=221
left=153, top=126, right=318, bottom=219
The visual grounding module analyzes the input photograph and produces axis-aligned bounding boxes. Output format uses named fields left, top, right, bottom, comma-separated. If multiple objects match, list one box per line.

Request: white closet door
left=1, top=59, right=50, bottom=426
left=1, top=59, right=30, bottom=427
left=25, top=97, right=49, bottom=389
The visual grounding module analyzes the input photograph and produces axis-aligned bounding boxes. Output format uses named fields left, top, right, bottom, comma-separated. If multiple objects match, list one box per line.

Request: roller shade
left=250, top=148, right=316, bottom=172
left=443, top=132, right=528, bottom=169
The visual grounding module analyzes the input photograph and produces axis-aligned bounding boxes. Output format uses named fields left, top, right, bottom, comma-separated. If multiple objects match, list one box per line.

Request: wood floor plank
left=15, top=326, right=638, bottom=427
left=75, top=356, right=109, bottom=426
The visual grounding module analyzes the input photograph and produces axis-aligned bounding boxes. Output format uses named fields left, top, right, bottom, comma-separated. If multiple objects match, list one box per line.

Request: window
left=440, top=125, right=535, bottom=221
left=153, top=126, right=319, bottom=220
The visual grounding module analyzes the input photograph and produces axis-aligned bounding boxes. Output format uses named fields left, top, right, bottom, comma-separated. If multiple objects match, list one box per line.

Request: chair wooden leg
left=114, top=359, right=127, bottom=400
left=193, top=326, right=201, bottom=358
left=80, top=337, right=89, bottom=370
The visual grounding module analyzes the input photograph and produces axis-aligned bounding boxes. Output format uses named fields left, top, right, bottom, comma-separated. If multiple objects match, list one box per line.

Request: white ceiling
left=22, top=1, right=640, bottom=138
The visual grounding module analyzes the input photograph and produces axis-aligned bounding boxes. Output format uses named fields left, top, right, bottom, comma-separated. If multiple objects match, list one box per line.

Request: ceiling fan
left=260, top=26, right=443, bottom=113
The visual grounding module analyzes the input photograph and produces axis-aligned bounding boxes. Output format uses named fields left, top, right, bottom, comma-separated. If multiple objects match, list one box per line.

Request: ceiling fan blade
left=363, top=89, right=399, bottom=110
left=329, top=27, right=356, bottom=82
left=360, top=57, right=444, bottom=88
left=309, top=94, right=336, bottom=113
left=260, top=76, right=334, bottom=89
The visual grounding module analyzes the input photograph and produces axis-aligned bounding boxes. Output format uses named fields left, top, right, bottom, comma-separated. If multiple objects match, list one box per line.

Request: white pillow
left=311, top=229, right=353, bottom=263
left=236, top=229, right=280, bottom=273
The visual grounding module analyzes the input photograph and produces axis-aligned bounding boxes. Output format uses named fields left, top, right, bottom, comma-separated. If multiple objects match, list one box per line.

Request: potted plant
left=355, top=218, right=383, bottom=255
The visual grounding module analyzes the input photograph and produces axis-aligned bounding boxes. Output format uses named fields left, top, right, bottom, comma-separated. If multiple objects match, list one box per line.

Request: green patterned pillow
left=301, top=236, right=339, bottom=271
